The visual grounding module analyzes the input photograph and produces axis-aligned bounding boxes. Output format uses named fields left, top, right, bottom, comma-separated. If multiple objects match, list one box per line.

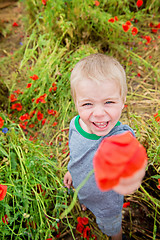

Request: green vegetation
left=0, top=0, right=160, bottom=239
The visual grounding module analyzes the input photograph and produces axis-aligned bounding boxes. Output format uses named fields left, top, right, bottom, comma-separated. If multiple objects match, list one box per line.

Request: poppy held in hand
left=0, top=184, right=7, bottom=201
left=93, top=131, right=147, bottom=191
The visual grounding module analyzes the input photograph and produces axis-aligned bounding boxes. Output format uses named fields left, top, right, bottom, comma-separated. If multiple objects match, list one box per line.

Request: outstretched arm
left=64, top=171, right=72, bottom=189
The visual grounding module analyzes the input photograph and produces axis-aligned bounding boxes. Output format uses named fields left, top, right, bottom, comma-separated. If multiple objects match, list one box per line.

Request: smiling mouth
left=93, top=122, right=109, bottom=129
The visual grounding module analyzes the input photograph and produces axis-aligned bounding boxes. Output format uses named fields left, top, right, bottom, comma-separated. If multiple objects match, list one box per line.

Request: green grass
left=0, top=0, right=160, bottom=239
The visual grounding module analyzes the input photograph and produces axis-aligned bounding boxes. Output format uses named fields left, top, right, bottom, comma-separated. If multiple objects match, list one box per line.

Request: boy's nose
left=93, top=107, right=106, bottom=117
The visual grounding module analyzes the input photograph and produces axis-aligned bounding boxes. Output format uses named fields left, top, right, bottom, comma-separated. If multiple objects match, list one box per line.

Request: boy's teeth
left=94, top=122, right=107, bottom=128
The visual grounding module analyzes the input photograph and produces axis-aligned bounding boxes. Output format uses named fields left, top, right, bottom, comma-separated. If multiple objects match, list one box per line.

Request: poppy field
left=0, top=0, right=160, bottom=239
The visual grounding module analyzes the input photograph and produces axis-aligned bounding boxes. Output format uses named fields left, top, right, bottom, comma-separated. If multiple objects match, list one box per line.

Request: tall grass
left=0, top=0, right=160, bottom=239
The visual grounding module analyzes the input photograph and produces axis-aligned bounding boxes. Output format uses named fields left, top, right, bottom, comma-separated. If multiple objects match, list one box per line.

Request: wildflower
left=151, top=28, right=158, bottom=33
left=114, top=16, right=118, bottom=21
left=131, top=27, right=138, bottom=36
left=0, top=117, right=4, bottom=128
left=36, top=94, right=47, bottom=104
left=94, top=0, right=100, bottom=6
left=0, top=184, right=7, bottom=201
left=14, top=89, right=22, bottom=94
left=37, top=111, right=44, bottom=121
left=2, top=214, right=9, bottom=224
left=93, top=132, right=147, bottom=191
left=29, top=124, right=35, bottom=128
left=126, top=21, right=132, bottom=26
left=27, top=83, right=32, bottom=88
left=91, top=234, right=97, bottom=240
left=10, top=94, right=17, bottom=102
left=2, top=128, right=8, bottom=133
left=83, top=226, right=91, bottom=240
left=154, top=113, right=160, bottom=122
left=30, top=74, right=39, bottom=80
left=12, top=22, right=19, bottom=27
left=19, top=122, right=27, bottom=130
left=123, top=202, right=130, bottom=208
left=157, top=179, right=160, bottom=190
left=11, top=103, right=22, bottom=111
left=136, top=0, right=143, bottom=7
left=122, top=24, right=129, bottom=32
left=52, top=82, right=57, bottom=91
left=145, top=36, right=151, bottom=44
left=42, top=0, right=47, bottom=5
left=19, top=113, right=30, bottom=121
left=42, top=118, right=46, bottom=125
left=108, top=18, right=115, bottom=23
left=52, top=122, right=58, bottom=127
left=137, top=73, right=141, bottom=77
left=76, top=222, right=84, bottom=233
left=77, top=217, right=89, bottom=225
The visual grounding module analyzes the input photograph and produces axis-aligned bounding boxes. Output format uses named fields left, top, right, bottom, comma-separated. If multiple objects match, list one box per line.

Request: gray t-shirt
left=68, top=115, right=135, bottom=219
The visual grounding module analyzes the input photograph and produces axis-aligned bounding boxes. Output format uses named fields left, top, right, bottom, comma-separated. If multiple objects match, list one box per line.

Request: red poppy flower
left=10, top=94, right=17, bottom=102
left=2, top=214, right=9, bottom=224
left=93, top=131, right=147, bottom=191
left=42, top=118, right=46, bottom=125
left=123, top=202, right=130, bottom=208
left=42, top=0, right=47, bottom=5
left=37, top=111, right=43, bottom=121
left=30, top=74, right=39, bottom=80
left=29, top=124, right=35, bottom=128
left=0, top=117, right=4, bottom=128
left=131, top=27, right=138, bottom=35
left=136, top=0, right=143, bottom=7
left=19, top=113, right=30, bottom=121
left=122, top=24, right=129, bottom=32
left=77, top=216, right=89, bottom=225
left=14, top=89, right=22, bottom=94
left=11, top=103, right=22, bottom=111
left=157, top=179, right=160, bottom=190
left=94, top=0, right=100, bottom=6
left=76, top=222, right=84, bottom=233
left=126, top=21, right=132, bottom=26
left=108, top=18, right=115, bottom=23
left=12, top=22, right=19, bottom=27
left=145, top=36, right=151, bottom=44
left=19, top=122, right=27, bottom=130
left=52, top=122, right=58, bottom=127
left=114, top=16, right=118, bottom=21
left=83, top=226, right=91, bottom=240
left=154, top=113, right=160, bottom=122
left=27, top=83, right=32, bottom=88
left=0, top=184, right=7, bottom=201
left=151, top=28, right=158, bottom=33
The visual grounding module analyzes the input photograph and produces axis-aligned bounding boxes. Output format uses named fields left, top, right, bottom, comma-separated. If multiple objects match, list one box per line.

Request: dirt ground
left=0, top=2, right=160, bottom=240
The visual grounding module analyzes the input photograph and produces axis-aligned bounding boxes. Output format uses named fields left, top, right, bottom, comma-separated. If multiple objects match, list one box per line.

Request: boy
left=64, top=53, right=146, bottom=240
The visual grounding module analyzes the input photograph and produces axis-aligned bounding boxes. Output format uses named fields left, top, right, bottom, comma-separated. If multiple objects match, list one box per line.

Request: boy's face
left=75, top=78, right=125, bottom=136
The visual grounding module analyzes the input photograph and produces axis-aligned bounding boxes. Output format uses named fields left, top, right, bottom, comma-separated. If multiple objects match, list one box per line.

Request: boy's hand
left=64, top=171, right=72, bottom=189
left=93, top=131, right=147, bottom=194
left=113, top=162, right=146, bottom=195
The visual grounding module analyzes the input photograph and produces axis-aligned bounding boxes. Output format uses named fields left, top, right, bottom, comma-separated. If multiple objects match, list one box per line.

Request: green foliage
left=1, top=0, right=160, bottom=239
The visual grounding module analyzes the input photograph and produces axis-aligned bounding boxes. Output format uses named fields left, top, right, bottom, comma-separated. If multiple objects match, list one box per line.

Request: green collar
left=75, top=115, right=121, bottom=140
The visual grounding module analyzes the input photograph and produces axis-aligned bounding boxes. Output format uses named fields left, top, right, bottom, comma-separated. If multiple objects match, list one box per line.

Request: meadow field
left=0, top=0, right=160, bottom=239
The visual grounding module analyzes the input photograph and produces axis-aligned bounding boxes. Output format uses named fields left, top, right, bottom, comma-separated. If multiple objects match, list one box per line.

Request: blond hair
left=71, top=53, right=127, bottom=102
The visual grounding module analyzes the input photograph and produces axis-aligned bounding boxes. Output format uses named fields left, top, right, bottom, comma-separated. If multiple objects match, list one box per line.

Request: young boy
left=64, top=53, right=146, bottom=240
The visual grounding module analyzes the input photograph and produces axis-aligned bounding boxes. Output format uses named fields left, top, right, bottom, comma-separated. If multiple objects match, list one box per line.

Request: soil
left=0, top=2, right=159, bottom=240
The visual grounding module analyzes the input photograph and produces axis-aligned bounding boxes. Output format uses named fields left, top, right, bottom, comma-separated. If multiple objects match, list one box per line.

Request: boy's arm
left=64, top=171, right=72, bottom=189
